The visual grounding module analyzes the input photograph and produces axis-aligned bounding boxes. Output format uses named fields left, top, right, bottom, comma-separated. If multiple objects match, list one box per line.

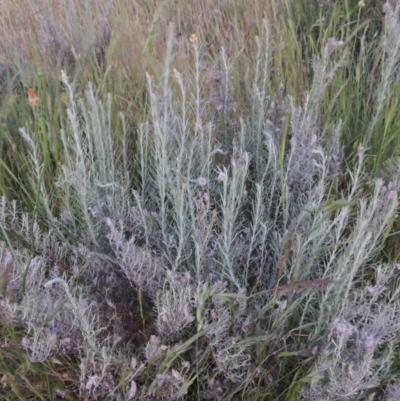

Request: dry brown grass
left=0, top=0, right=294, bottom=93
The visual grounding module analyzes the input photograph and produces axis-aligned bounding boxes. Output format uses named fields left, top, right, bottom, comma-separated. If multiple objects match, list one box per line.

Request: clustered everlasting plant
left=1, top=1, right=400, bottom=400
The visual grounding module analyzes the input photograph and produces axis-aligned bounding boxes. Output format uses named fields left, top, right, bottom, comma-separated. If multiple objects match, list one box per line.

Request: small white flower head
left=366, top=285, right=383, bottom=296
left=196, top=177, right=208, bottom=187
left=359, top=332, right=379, bottom=354
left=217, top=171, right=227, bottom=183
left=88, top=206, right=102, bottom=218
left=326, top=37, right=345, bottom=56
left=333, top=318, right=357, bottom=337
left=358, top=0, right=365, bottom=7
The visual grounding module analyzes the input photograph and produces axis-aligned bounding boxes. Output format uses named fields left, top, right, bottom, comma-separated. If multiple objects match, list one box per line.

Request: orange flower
left=27, top=88, right=40, bottom=108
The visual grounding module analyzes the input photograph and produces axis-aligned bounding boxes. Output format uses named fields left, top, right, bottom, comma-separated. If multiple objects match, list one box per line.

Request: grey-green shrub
left=0, top=21, right=400, bottom=401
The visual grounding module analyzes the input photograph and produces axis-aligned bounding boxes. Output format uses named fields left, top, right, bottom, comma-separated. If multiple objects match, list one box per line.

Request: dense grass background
left=1, top=0, right=400, bottom=400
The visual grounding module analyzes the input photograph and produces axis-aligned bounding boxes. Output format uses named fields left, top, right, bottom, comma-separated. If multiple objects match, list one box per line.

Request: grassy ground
left=1, top=0, right=400, bottom=400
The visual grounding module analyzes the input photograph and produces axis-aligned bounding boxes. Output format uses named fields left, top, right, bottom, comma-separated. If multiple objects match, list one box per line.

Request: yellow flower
left=190, top=33, right=199, bottom=44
